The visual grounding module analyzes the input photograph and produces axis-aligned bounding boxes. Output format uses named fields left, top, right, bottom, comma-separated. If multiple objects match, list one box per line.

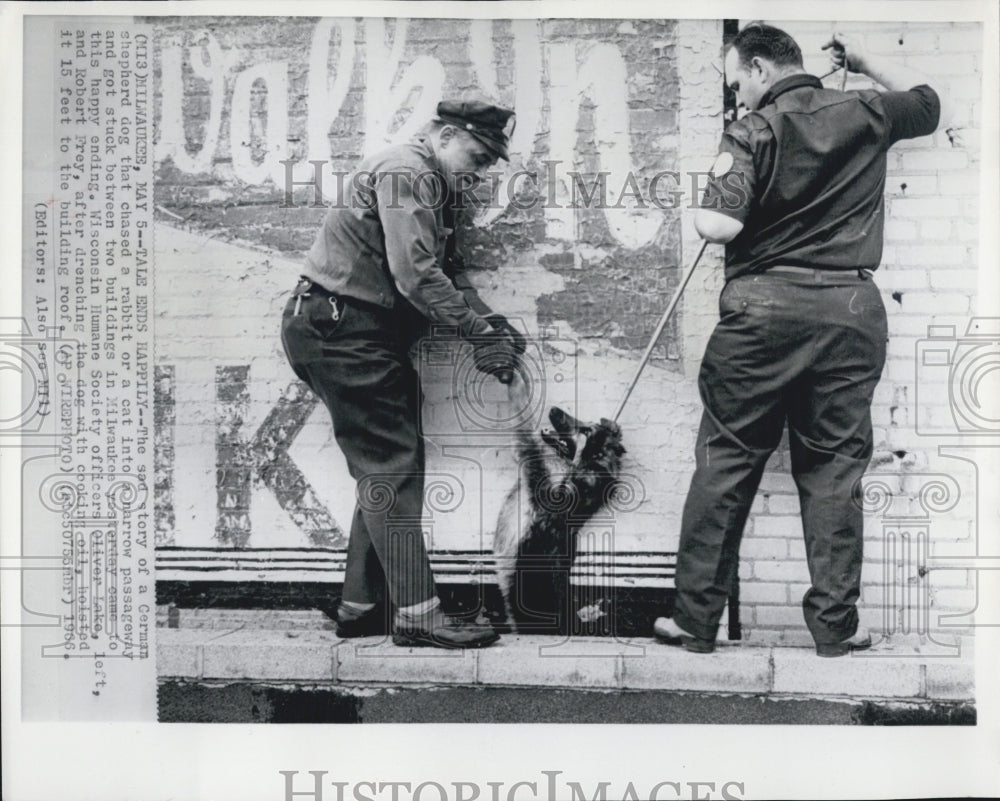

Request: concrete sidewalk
left=157, top=610, right=974, bottom=716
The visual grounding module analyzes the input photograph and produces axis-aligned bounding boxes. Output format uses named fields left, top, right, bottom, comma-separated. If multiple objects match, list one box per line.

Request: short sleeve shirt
left=701, top=74, right=940, bottom=280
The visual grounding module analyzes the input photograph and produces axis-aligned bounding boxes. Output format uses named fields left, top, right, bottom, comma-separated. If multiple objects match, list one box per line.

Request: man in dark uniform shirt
left=653, top=26, right=945, bottom=656
left=281, top=101, right=523, bottom=649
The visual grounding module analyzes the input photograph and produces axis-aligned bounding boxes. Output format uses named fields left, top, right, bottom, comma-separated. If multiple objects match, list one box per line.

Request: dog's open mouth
left=540, top=406, right=592, bottom=464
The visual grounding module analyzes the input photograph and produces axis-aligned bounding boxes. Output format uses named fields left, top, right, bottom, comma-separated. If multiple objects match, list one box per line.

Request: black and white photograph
left=2, top=1, right=998, bottom=799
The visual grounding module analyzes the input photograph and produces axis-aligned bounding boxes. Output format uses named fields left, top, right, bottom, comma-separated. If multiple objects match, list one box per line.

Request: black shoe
left=335, top=603, right=388, bottom=638
left=652, top=616, right=716, bottom=653
left=815, top=628, right=872, bottom=657
left=392, top=607, right=500, bottom=649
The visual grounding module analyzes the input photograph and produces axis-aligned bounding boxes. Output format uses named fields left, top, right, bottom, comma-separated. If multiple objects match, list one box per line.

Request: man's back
left=709, top=75, right=939, bottom=278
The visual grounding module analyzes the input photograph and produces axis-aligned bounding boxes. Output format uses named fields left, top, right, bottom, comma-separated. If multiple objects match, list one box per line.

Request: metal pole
left=611, top=239, right=710, bottom=423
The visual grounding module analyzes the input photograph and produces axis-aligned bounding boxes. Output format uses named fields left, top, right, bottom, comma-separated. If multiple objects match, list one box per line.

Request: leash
left=611, top=239, right=709, bottom=423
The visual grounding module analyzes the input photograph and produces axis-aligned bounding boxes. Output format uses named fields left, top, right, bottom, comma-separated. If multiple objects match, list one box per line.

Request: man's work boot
left=652, top=616, right=716, bottom=653
left=815, top=628, right=872, bottom=657
left=393, top=607, right=500, bottom=649
left=335, top=603, right=388, bottom=639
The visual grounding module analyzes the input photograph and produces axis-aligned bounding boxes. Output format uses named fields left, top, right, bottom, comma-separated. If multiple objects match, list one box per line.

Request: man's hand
left=822, top=32, right=870, bottom=76
left=485, top=314, right=527, bottom=355
left=472, top=329, right=521, bottom=385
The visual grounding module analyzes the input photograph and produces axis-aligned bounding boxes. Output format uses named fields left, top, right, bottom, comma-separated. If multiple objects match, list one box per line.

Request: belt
left=766, top=266, right=873, bottom=281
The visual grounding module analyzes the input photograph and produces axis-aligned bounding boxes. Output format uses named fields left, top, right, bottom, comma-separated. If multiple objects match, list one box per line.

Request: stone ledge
left=157, top=629, right=975, bottom=701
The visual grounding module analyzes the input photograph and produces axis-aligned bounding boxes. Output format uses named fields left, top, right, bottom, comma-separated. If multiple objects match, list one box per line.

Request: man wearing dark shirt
left=281, top=101, right=523, bottom=649
left=654, top=26, right=945, bottom=656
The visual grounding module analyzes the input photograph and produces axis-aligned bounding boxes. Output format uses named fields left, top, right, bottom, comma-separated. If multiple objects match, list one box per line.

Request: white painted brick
left=885, top=175, right=937, bottom=196
left=772, top=649, right=923, bottom=697
left=766, top=493, right=800, bottom=515
left=901, top=293, right=970, bottom=315
left=753, top=559, right=808, bottom=583
left=946, top=76, right=985, bottom=101
left=906, top=53, right=975, bottom=75
left=887, top=336, right=922, bottom=360
left=931, top=588, right=976, bottom=611
left=757, top=472, right=798, bottom=494
left=880, top=245, right=899, bottom=266
left=754, top=604, right=805, bottom=627
left=753, top=515, right=803, bottom=540
left=887, top=133, right=936, bottom=151
left=895, top=245, right=968, bottom=267
left=739, top=581, right=789, bottom=604
left=739, top=628, right=783, bottom=647
left=883, top=219, right=919, bottom=241
left=869, top=32, right=937, bottom=54
left=927, top=569, right=971, bottom=589
left=918, top=219, right=953, bottom=240
left=929, top=270, right=978, bottom=292
left=787, top=539, right=806, bottom=560
left=901, top=150, right=969, bottom=172
left=861, top=583, right=892, bottom=605
left=939, top=171, right=979, bottom=197
left=741, top=538, right=788, bottom=560
left=875, top=269, right=929, bottom=291
left=936, top=28, right=983, bottom=53
left=886, top=315, right=936, bottom=337
left=786, top=583, right=811, bottom=603
left=956, top=221, right=978, bottom=242
left=891, top=198, right=961, bottom=218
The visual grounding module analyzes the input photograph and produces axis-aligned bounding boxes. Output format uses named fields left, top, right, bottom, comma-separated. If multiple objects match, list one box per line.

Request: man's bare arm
left=823, top=32, right=952, bottom=131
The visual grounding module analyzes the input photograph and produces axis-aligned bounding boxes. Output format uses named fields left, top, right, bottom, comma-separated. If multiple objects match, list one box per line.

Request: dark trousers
left=280, top=282, right=436, bottom=608
left=673, top=271, right=887, bottom=645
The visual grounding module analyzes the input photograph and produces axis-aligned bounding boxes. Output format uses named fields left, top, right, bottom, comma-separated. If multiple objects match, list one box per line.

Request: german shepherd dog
left=493, top=404, right=625, bottom=634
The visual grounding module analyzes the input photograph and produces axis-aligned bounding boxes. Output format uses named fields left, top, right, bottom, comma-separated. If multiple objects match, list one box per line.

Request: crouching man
left=281, top=101, right=524, bottom=649
left=654, top=25, right=946, bottom=656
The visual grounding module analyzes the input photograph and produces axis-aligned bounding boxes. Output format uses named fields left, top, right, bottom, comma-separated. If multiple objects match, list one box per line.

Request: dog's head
left=540, top=406, right=625, bottom=471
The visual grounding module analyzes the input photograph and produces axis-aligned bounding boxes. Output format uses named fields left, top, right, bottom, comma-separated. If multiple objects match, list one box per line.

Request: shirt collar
left=757, top=73, right=822, bottom=109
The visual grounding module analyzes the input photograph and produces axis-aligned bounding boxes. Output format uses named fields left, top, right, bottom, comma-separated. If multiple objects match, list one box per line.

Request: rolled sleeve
left=880, top=85, right=941, bottom=145
left=377, top=169, right=492, bottom=337
left=700, top=122, right=757, bottom=223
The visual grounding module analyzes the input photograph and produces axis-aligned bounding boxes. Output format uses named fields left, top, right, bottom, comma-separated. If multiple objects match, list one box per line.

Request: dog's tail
left=493, top=481, right=521, bottom=633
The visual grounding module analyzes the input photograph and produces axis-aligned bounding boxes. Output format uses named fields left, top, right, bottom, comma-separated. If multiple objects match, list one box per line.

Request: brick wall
left=151, top=16, right=986, bottom=643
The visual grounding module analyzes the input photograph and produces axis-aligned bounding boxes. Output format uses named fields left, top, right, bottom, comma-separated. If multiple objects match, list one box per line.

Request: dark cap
left=436, top=100, right=516, bottom=161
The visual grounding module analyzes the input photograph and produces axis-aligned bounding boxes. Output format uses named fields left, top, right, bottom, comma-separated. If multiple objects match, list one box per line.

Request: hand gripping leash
left=611, top=239, right=709, bottom=423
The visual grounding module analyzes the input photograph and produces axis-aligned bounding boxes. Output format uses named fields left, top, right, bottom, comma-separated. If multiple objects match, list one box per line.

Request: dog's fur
left=493, top=406, right=625, bottom=634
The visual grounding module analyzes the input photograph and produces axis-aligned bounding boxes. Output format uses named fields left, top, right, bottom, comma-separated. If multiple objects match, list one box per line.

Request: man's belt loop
left=293, top=276, right=314, bottom=315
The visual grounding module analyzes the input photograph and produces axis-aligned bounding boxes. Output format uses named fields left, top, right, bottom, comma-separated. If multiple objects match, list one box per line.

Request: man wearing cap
left=652, top=26, right=946, bottom=657
left=281, top=100, right=522, bottom=649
